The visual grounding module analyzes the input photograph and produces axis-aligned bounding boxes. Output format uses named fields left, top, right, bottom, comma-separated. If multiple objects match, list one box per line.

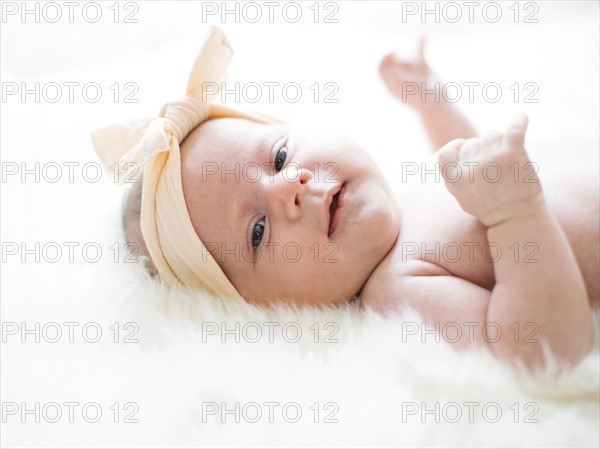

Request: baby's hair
left=122, top=175, right=159, bottom=277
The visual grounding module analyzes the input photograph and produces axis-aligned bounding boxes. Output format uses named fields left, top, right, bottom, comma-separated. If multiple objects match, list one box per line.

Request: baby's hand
left=437, top=114, right=544, bottom=227
left=379, top=38, right=440, bottom=112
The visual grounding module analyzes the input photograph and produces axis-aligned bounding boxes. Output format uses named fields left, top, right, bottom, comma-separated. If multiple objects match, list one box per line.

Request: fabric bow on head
left=92, top=26, right=281, bottom=298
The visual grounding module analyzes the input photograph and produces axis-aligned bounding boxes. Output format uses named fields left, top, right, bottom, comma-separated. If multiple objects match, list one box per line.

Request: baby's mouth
left=327, top=183, right=345, bottom=237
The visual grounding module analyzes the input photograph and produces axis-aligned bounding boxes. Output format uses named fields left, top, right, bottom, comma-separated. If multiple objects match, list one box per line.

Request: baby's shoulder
left=359, top=245, right=491, bottom=327
left=359, top=243, right=451, bottom=312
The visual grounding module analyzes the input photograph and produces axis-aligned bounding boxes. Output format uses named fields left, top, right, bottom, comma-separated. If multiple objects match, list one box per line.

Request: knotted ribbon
left=91, top=26, right=281, bottom=298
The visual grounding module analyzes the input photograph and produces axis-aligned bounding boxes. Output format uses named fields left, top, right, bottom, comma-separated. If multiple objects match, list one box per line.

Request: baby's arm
left=379, top=38, right=477, bottom=149
left=436, top=115, right=593, bottom=366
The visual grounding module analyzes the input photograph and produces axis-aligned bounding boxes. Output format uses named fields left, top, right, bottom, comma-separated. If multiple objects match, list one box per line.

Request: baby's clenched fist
left=437, top=114, right=544, bottom=227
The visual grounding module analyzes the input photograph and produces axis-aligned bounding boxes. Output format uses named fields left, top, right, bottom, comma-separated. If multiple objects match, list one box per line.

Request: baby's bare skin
left=360, top=129, right=598, bottom=367
left=177, top=39, right=597, bottom=369
left=364, top=43, right=599, bottom=367
left=360, top=156, right=599, bottom=312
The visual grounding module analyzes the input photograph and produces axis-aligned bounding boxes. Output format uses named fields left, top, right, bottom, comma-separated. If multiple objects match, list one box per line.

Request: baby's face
left=180, top=118, right=400, bottom=306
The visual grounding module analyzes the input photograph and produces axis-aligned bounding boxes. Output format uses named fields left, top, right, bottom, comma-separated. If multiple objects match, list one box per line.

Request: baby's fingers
left=418, top=36, right=426, bottom=61
left=438, top=138, right=464, bottom=179
left=503, top=113, right=529, bottom=149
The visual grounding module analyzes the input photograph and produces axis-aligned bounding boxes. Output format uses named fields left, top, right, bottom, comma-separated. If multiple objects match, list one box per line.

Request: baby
left=108, top=31, right=598, bottom=368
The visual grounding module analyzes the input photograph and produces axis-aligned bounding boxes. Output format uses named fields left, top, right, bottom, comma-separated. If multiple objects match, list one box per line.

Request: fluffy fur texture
left=2, top=258, right=599, bottom=447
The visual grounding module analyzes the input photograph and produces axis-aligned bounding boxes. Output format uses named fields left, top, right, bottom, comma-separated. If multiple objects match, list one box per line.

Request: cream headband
left=92, top=26, right=282, bottom=299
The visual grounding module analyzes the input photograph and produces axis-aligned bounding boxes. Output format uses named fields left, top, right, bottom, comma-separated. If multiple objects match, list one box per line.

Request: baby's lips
left=324, top=181, right=343, bottom=236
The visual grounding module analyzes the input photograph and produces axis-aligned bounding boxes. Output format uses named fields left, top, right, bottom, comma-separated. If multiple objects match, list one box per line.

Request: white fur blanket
left=2, top=267, right=599, bottom=447
left=2, top=2, right=598, bottom=446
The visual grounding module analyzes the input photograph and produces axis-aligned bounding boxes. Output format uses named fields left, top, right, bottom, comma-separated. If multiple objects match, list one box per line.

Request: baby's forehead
left=181, top=118, right=285, bottom=165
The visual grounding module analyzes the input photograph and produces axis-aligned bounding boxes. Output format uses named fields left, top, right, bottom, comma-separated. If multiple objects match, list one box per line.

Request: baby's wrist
left=417, top=92, right=454, bottom=116
left=482, top=194, right=547, bottom=228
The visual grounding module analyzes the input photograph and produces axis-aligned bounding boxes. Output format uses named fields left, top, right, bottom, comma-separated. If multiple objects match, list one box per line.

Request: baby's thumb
left=438, top=138, right=464, bottom=180
left=504, top=113, right=529, bottom=148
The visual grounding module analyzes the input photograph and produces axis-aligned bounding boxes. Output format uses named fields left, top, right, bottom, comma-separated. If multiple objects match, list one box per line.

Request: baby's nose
left=264, top=166, right=313, bottom=221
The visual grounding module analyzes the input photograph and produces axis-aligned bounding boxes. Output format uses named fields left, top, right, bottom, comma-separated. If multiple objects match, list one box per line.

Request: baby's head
left=125, top=117, right=400, bottom=306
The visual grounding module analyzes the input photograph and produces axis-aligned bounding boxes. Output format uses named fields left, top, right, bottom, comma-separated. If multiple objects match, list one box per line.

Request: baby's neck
left=357, top=215, right=402, bottom=306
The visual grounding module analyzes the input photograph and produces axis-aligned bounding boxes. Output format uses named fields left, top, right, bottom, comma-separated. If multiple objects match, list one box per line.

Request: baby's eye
left=274, top=146, right=288, bottom=172
left=252, top=218, right=266, bottom=249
